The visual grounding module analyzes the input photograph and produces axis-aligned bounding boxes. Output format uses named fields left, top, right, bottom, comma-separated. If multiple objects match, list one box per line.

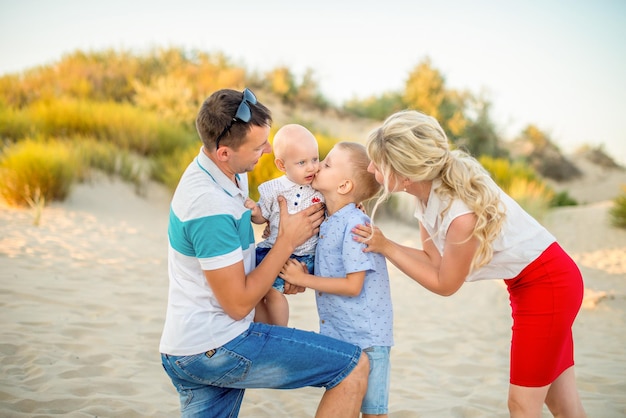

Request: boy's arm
left=280, top=259, right=365, bottom=297
left=207, top=197, right=324, bottom=320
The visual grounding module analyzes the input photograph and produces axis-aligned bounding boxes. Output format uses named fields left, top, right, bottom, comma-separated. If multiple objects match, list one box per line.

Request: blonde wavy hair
left=367, top=110, right=506, bottom=271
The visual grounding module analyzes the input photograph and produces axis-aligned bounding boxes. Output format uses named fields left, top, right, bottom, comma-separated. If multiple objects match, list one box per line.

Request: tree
left=403, top=58, right=445, bottom=120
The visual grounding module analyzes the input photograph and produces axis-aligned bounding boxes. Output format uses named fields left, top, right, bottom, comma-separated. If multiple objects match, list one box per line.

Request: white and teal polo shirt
left=159, top=148, right=256, bottom=356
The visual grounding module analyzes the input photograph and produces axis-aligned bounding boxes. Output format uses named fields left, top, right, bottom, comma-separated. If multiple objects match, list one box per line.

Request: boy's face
left=312, top=146, right=351, bottom=195
left=277, top=139, right=320, bottom=185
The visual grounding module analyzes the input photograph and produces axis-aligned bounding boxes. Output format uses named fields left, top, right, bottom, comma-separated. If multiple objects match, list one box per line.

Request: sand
left=1, top=169, right=625, bottom=417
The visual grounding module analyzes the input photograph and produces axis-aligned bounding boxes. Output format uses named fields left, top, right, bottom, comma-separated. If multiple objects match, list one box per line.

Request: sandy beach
left=1, top=168, right=625, bottom=417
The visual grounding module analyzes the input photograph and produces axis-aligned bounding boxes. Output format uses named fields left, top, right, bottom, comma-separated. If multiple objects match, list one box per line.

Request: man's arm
left=206, top=196, right=324, bottom=320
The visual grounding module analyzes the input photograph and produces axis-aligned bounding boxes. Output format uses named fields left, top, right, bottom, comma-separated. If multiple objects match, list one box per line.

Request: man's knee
left=356, top=352, right=370, bottom=376
left=350, top=352, right=370, bottom=392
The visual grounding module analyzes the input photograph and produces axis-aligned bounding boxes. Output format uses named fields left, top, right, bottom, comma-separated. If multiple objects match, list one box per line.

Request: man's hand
left=283, top=280, right=306, bottom=295
left=276, top=195, right=324, bottom=249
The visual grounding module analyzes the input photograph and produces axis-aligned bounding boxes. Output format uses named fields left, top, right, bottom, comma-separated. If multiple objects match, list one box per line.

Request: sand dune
left=1, top=171, right=625, bottom=417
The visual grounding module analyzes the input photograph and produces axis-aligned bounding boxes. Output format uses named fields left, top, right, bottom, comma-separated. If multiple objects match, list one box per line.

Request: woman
left=352, top=110, right=586, bottom=417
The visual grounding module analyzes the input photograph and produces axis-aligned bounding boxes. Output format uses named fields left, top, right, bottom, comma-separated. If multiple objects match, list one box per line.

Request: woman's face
left=367, top=160, right=403, bottom=192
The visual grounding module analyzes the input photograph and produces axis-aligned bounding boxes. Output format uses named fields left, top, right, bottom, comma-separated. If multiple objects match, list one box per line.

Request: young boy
left=246, top=124, right=324, bottom=326
left=280, top=142, right=394, bottom=418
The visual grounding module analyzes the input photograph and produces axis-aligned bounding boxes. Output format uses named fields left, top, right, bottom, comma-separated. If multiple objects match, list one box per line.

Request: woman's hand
left=352, top=222, right=388, bottom=254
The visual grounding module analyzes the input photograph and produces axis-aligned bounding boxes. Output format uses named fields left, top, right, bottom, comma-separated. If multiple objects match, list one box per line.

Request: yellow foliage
left=0, top=138, right=79, bottom=207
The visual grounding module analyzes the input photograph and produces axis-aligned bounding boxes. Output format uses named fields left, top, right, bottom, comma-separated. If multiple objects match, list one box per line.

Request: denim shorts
left=361, top=346, right=391, bottom=415
left=256, top=246, right=315, bottom=293
left=161, top=322, right=361, bottom=418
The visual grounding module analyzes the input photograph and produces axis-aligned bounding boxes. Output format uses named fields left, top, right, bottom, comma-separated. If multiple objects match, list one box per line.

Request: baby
left=247, top=124, right=323, bottom=326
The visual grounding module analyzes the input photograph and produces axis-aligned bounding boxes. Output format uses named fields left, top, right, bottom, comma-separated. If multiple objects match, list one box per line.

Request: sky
left=1, top=0, right=625, bottom=163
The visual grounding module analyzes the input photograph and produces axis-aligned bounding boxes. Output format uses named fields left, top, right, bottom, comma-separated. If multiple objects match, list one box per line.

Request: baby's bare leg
left=254, top=288, right=289, bottom=326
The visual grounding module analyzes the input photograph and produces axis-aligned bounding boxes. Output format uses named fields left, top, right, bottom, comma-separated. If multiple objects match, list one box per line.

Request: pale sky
left=1, top=0, right=625, bottom=163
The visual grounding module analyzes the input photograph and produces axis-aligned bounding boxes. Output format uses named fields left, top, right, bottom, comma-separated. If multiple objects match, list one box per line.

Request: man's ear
left=216, top=146, right=231, bottom=161
left=337, top=179, right=354, bottom=195
left=275, top=158, right=287, bottom=172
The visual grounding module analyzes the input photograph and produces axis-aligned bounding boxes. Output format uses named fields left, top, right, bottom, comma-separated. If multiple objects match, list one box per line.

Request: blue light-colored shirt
left=315, top=203, right=394, bottom=349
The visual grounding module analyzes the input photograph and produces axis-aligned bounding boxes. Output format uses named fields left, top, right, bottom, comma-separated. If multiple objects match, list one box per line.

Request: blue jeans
left=361, top=346, right=391, bottom=415
left=256, top=246, right=315, bottom=292
left=161, top=322, right=361, bottom=417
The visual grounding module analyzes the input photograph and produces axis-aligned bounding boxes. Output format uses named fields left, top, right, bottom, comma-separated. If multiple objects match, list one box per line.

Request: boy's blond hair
left=336, top=142, right=381, bottom=203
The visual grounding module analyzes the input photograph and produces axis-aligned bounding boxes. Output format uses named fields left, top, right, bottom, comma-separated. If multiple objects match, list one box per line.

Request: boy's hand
left=280, top=258, right=309, bottom=287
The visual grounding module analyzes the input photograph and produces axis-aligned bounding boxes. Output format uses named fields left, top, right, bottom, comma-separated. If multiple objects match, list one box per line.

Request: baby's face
left=281, top=140, right=320, bottom=186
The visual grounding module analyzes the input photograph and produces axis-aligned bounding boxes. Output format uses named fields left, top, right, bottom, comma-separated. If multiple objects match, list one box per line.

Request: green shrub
left=8, top=98, right=195, bottom=156
left=506, top=177, right=554, bottom=220
left=479, top=155, right=554, bottom=219
left=152, top=142, right=200, bottom=192
left=550, top=190, right=578, bottom=207
left=71, top=136, right=153, bottom=190
left=0, top=138, right=79, bottom=207
left=609, top=187, right=626, bottom=228
left=0, top=103, right=32, bottom=139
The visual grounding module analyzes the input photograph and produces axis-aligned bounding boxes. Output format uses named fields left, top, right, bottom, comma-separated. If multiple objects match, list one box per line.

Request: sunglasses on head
left=215, top=88, right=257, bottom=149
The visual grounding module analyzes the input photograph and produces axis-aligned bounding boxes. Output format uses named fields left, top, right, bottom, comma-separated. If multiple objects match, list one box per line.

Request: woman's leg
left=544, top=366, right=586, bottom=417
left=508, top=383, right=549, bottom=418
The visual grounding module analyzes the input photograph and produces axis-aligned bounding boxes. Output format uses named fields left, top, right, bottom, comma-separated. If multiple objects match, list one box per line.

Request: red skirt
left=504, top=242, right=583, bottom=387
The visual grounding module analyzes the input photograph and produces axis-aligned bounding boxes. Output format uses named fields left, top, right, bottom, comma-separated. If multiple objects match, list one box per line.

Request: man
left=160, top=88, right=369, bottom=417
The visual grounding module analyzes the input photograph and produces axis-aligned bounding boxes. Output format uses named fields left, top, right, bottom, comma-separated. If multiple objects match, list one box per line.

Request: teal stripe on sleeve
left=168, top=209, right=255, bottom=258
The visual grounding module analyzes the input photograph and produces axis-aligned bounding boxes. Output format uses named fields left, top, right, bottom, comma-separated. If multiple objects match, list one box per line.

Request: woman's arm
left=352, top=214, right=478, bottom=296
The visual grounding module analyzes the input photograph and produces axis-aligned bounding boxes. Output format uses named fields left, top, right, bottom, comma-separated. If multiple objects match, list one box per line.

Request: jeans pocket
left=176, top=349, right=252, bottom=387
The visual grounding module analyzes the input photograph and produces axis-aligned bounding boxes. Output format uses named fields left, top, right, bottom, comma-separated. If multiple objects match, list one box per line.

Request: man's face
left=229, top=124, right=272, bottom=173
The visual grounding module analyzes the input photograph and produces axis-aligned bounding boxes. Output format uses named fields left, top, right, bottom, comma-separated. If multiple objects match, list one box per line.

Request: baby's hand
left=245, top=198, right=264, bottom=224
left=244, top=197, right=257, bottom=210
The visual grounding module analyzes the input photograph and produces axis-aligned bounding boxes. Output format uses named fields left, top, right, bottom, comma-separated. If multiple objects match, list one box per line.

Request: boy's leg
left=361, top=346, right=391, bottom=418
